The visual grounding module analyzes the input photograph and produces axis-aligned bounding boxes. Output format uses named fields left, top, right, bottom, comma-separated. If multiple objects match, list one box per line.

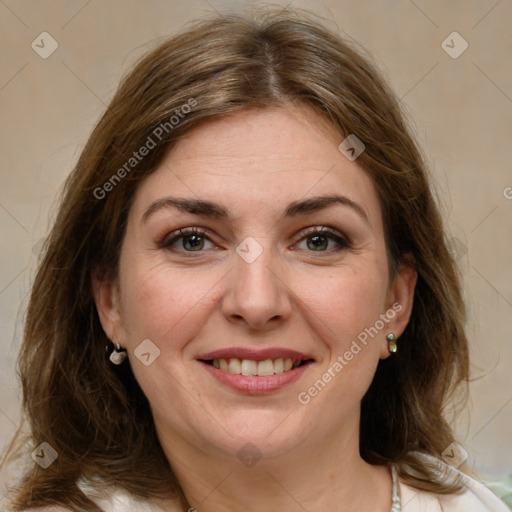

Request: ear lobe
left=91, top=269, right=121, bottom=341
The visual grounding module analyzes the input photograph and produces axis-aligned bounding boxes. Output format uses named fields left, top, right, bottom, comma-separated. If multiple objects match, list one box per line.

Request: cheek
left=300, top=272, right=387, bottom=406
left=298, top=264, right=387, bottom=348
left=336, top=280, right=385, bottom=342
left=118, top=258, right=220, bottom=349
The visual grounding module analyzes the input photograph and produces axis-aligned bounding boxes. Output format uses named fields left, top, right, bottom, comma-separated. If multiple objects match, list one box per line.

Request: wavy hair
left=2, top=7, right=469, bottom=510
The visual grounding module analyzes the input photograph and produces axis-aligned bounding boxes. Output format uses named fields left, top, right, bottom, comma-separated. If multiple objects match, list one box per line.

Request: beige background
left=0, top=0, right=511, bottom=492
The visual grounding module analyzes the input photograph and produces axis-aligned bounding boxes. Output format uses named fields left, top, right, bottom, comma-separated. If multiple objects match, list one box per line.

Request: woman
left=2, top=7, right=508, bottom=512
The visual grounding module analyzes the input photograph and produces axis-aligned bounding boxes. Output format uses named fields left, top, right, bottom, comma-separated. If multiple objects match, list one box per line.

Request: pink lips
left=197, top=347, right=314, bottom=362
left=197, top=347, right=315, bottom=395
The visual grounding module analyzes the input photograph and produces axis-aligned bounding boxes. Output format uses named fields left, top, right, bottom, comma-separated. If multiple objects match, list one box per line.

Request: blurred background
left=1, top=0, right=511, bottom=506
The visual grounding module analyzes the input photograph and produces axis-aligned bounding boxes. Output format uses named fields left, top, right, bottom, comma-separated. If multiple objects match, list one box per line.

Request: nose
left=221, top=242, right=292, bottom=331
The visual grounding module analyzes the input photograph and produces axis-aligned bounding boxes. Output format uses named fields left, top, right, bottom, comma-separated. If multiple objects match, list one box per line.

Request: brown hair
left=2, top=6, right=469, bottom=510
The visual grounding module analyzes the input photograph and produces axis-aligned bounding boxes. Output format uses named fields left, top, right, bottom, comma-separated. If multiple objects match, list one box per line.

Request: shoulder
left=399, top=453, right=510, bottom=512
left=4, top=481, right=181, bottom=512
left=75, top=476, right=181, bottom=512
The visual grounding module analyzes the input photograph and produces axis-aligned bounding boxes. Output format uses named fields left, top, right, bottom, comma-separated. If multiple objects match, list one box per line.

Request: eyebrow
left=141, top=194, right=370, bottom=225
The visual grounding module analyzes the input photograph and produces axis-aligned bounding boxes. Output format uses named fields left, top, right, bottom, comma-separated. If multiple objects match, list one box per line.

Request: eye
left=295, top=227, right=351, bottom=252
left=158, top=226, right=351, bottom=254
left=159, top=228, right=215, bottom=252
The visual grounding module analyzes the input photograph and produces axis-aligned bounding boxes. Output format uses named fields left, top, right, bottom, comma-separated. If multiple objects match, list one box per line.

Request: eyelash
left=157, top=226, right=352, bottom=254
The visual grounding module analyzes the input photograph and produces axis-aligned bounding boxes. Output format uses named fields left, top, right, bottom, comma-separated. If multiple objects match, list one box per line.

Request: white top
left=10, top=453, right=510, bottom=511
left=396, top=453, right=510, bottom=511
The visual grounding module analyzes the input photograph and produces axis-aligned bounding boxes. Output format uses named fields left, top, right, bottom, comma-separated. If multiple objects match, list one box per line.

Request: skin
left=93, top=104, right=417, bottom=511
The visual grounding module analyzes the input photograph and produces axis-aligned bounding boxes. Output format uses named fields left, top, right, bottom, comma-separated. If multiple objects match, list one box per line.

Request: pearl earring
left=109, top=341, right=127, bottom=365
left=386, top=333, right=397, bottom=353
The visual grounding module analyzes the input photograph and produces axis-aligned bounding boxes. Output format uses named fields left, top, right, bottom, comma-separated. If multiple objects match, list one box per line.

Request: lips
left=197, top=347, right=315, bottom=395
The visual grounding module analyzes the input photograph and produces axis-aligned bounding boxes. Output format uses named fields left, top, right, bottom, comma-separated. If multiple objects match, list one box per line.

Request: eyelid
left=158, top=225, right=351, bottom=253
left=294, top=226, right=352, bottom=250
left=157, top=227, right=215, bottom=249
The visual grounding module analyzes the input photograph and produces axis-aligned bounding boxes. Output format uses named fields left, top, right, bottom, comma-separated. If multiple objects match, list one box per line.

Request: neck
left=159, top=427, right=393, bottom=512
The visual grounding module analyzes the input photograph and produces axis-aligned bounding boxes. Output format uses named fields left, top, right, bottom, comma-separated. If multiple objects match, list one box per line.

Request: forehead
left=130, top=106, right=382, bottom=228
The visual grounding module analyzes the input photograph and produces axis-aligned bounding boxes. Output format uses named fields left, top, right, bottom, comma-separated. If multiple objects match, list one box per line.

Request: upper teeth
left=212, top=358, right=299, bottom=376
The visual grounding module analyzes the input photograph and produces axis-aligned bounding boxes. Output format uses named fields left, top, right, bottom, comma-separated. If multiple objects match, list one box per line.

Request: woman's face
left=94, top=105, right=416, bottom=464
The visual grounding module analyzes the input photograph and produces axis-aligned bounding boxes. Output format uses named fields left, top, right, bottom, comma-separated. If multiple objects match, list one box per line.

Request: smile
left=206, top=357, right=310, bottom=376
left=197, top=348, right=315, bottom=395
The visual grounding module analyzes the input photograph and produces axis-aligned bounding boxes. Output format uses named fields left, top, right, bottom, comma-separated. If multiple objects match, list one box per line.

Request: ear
left=379, top=255, right=418, bottom=359
left=91, top=269, right=124, bottom=346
